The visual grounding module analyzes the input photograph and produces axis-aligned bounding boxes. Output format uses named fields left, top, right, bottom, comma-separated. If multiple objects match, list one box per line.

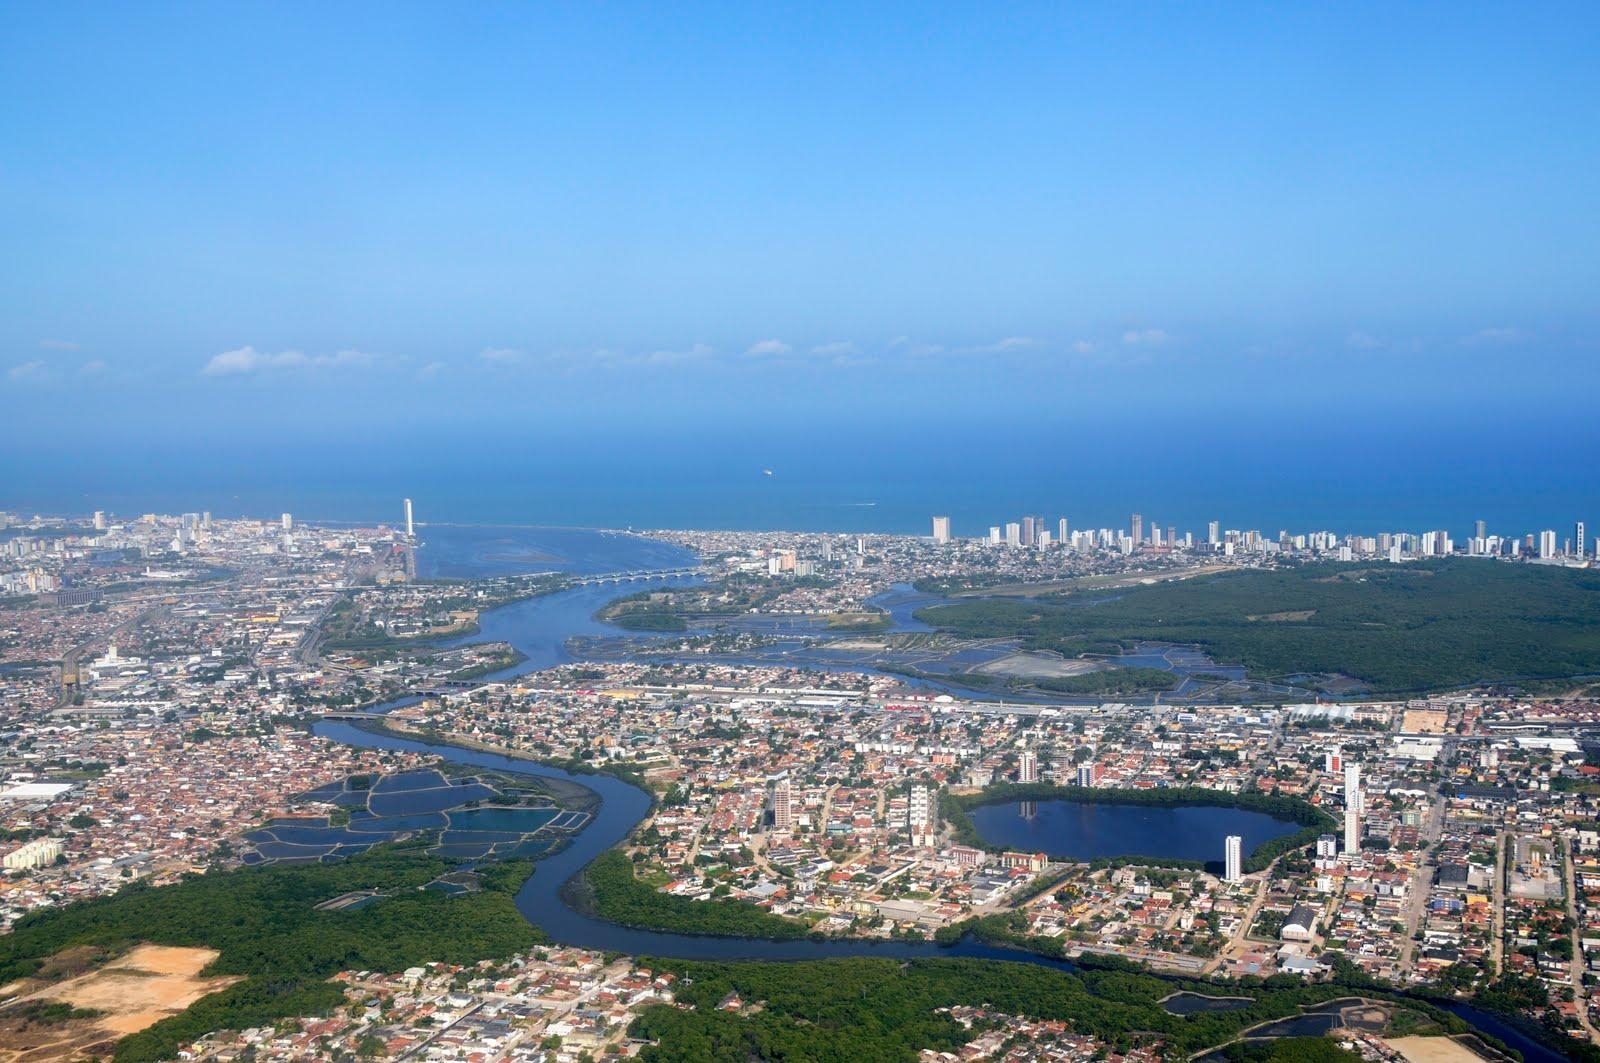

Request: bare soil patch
left=0, top=944, right=240, bottom=1062
left=1383, top=1036, right=1492, bottom=1063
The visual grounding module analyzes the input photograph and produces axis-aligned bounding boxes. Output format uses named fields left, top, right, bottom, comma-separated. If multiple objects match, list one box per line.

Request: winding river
left=310, top=528, right=1562, bottom=1061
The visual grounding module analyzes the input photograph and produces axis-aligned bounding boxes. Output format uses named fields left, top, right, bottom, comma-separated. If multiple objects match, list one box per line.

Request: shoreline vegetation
left=577, top=851, right=814, bottom=940
left=624, top=955, right=1502, bottom=1063
left=915, top=558, right=1600, bottom=696
left=0, top=716, right=1552, bottom=1062
left=0, top=847, right=542, bottom=1063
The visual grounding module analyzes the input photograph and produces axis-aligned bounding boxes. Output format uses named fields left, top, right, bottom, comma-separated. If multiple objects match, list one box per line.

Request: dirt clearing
left=1, top=944, right=240, bottom=1061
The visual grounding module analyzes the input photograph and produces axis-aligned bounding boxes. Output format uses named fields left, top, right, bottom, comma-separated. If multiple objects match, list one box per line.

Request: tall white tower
left=281, top=512, right=293, bottom=531
left=1224, top=835, right=1243, bottom=883
left=404, top=498, right=415, bottom=539
left=1343, top=761, right=1362, bottom=855
left=1018, top=751, right=1038, bottom=784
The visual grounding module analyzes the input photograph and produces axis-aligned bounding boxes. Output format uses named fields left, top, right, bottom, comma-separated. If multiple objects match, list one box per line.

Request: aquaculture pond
left=239, top=767, right=579, bottom=865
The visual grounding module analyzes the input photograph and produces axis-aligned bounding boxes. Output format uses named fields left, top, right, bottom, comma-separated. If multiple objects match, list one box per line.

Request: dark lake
left=968, top=800, right=1301, bottom=864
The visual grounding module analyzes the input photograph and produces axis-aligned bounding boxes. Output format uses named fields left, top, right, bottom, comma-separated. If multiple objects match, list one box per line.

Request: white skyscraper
left=1577, top=521, right=1587, bottom=559
left=1540, top=530, right=1558, bottom=559
left=281, top=512, right=293, bottom=531
left=1058, top=517, right=1068, bottom=544
left=1018, top=751, right=1038, bottom=784
left=92, top=511, right=106, bottom=531
left=1343, top=761, right=1362, bottom=855
left=931, top=516, right=951, bottom=544
left=404, top=498, right=415, bottom=538
left=1224, top=835, right=1243, bottom=883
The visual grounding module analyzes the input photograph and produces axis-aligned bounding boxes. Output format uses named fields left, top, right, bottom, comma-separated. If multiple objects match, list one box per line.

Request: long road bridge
left=565, top=566, right=704, bottom=586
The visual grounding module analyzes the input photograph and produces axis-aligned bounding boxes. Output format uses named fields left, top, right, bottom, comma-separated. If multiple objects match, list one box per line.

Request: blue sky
left=2, top=3, right=1597, bottom=449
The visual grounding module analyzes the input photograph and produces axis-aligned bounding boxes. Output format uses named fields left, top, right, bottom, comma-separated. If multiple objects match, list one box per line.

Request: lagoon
left=969, top=799, right=1302, bottom=865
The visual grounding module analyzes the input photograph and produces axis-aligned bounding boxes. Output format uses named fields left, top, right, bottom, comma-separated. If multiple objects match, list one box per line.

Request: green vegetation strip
left=942, top=784, right=1335, bottom=874
left=0, top=846, right=542, bottom=1063
left=919, top=559, right=1600, bottom=694
left=582, top=851, right=812, bottom=940
left=625, top=956, right=1471, bottom=1063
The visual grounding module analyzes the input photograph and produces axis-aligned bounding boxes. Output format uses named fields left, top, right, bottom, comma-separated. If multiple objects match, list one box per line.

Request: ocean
left=4, top=417, right=1597, bottom=538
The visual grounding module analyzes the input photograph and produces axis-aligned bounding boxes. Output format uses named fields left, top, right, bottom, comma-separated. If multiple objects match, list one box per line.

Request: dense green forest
left=919, top=559, right=1600, bottom=694
left=583, top=851, right=812, bottom=939
left=627, top=957, right=1463, bottom=1062
left=942, top=784, right=1334, bottom=873
left=0, top=847, right=542, bottom=1062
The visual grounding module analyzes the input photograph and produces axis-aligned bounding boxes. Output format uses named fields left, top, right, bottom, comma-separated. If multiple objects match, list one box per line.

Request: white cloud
left=809, top=341, right=858, bottom=358
left=1121, top=328, right=1168, bottom=346
left=78, top=359, right=108, bottom=375
left=203, top=346, right=396, bottom=375
left=745, top=338, right=792, bottom=357
left=1072, top=339, right=1097, bottom=354
left=936, top=336, right=1037, bottom=358
left=640, top=343, right=715, bottom=366
left=1461, top=326, right=1527, bottom=347
left=478, top=347, right=524, bottom=365
left=417, top=361, right=446, bottom=379
left=39, top=339, right=80, bottom=351
left=1346, top=331, right=1383, bottom=350
left=204, top=347, right=303, bottom=374
left=8, top=360, right=46, bottom=380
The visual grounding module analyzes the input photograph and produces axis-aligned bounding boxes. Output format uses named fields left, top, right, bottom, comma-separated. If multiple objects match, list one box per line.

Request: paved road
left=1561, top=837, right=1600, bottom=1043
left=1397, top=790, right=1448, bottom=974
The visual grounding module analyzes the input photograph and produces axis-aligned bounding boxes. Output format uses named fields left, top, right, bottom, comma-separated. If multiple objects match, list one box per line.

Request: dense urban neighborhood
left=4, top=509, right=1600, bottom=1062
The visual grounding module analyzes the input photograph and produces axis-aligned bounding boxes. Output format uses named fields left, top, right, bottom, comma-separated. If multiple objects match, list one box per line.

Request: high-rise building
left=1316, top=834, right=1339, bottom=860
left=771, top=778, right=793, bottom=831
left=1004, top=522, right=1021, bottom=548
left=1021, top=516, right=1036, bottom=547
left=201, top=511, right=212, bottom=530
left=92, top=511, right=106, bottom=531
left=1130, top=513, right=1143, bottom=545
left=1018, top=751, right=1038, bottom=784
left=908, top=784, right=931, bottom=828
left=1577, top=521, right=1587, bottom=559
left=1208, top=520, right=1220, bottom=546
left=281, top=513, right=293, bottom=531
left=931, top=515, right=951, bottom=544
left=1224, top=835, right=1243, bottom=883
left=1076, top=762, right=1100, bottom=788
left=1343, top=761, right=1362, bottom=855
left=404, top=498, right=415, bottom=539
left=1058, top=517, right=1069, bottom=545
left=989, top=526, right=1002, bottom=545
left=1475, top=519, right=1487, bottom=542
left=1540, top=530, right=1558, bottom=559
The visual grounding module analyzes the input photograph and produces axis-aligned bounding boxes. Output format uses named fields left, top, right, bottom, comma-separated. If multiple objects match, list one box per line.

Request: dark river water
left=319, top=526, right=1563, bottom=1062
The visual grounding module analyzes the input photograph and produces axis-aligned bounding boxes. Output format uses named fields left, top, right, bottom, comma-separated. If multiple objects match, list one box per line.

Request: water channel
left=311, top=526, right=1562, bottom=1061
